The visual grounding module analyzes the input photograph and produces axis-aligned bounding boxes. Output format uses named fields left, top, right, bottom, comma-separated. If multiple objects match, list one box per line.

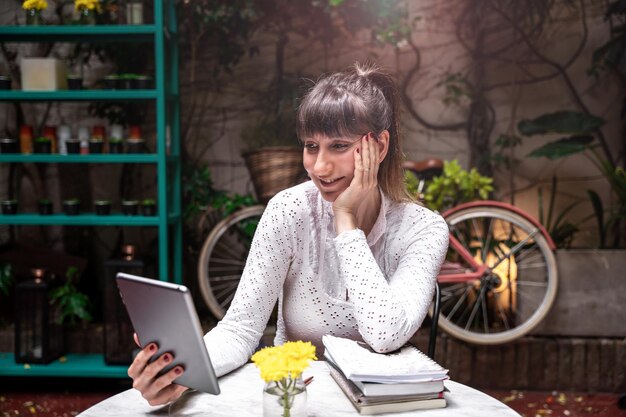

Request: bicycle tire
left=437, top=206, right=558, bottom=345
left=197, top=205, right=266, bottom=319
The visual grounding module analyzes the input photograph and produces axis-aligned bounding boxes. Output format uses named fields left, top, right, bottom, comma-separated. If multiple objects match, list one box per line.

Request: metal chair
left=427, top=282, right=441, bottom=360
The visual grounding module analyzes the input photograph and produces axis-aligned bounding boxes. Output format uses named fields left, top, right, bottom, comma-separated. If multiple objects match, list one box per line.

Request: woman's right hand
left=127, top=334, right=188, bottom=406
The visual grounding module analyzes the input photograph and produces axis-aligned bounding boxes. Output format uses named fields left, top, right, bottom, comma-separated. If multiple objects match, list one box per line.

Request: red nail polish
left=164, top=354, right=171, bottom=363
left=175, top=367, right=182, bottom=375
left=149, top=344, right=156, bottom=352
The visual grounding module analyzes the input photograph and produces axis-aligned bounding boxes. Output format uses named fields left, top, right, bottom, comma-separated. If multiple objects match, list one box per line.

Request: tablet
left=116, top=273, right=220, bottom=395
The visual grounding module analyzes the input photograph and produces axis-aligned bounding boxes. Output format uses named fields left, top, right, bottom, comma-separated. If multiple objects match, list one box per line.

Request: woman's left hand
left=332, top=133, right=380, bottom=232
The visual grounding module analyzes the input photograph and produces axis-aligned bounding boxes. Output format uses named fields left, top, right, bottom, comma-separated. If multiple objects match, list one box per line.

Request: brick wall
left=412, top=332, right=626, bottom=393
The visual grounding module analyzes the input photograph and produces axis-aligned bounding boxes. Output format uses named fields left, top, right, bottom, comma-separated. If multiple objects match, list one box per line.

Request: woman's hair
left=296, top=62, right=410, bottom=202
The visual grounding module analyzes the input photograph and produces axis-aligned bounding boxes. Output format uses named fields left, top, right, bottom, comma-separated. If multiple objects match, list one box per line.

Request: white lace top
left=203, top=181, right=449, bottom=377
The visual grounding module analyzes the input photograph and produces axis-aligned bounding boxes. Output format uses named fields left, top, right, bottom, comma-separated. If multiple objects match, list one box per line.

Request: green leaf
left=587, top=189, right=606, bottom=248
left=518, top=111, right=605, bottom=136
left=527, top=135, right=594, bottom=160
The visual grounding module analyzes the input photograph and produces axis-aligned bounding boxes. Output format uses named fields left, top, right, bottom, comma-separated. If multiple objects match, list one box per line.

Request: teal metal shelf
left=0, top=352, right=129, bottom=378
left=0, top=90, right=157, bottom=101
left=0, top=154, right=158, bottom=163
left=0, top=214, right=161, bottom=226
left=0, top=0, right=183, bottom=379
left=0, top=25, right=157, bottom=42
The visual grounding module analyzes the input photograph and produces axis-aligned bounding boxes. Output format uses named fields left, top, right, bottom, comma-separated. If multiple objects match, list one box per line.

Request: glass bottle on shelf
left=19, top=125, right=33, bottom=154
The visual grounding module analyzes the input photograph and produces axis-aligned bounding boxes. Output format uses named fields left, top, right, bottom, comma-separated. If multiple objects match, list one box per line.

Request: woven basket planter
left=242, top=147, right=306, bottom=204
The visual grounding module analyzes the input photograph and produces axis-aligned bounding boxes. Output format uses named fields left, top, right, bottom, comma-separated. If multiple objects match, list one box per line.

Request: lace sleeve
left=203, top=195, right=298, bottom=376
left=334, top=213, right=449, bottom=353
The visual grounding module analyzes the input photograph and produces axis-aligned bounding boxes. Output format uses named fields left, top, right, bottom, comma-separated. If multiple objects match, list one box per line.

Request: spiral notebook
left=322, top=335, right=448, bottom=383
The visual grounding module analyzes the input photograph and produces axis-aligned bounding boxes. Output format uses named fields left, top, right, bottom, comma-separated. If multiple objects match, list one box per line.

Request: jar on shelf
left=19, top=125, right=33, bottom=154
left=25, top=8, right=44, bottom=26
left=76, top=6, right=97, bottom=25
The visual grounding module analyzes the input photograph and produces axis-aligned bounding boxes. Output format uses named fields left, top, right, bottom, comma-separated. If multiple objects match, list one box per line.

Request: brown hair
left=296, top=62, right=410, bottom=202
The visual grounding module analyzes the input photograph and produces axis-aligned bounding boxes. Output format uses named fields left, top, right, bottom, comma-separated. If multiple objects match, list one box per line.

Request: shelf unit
left=0, top=1, right=181, bottom=378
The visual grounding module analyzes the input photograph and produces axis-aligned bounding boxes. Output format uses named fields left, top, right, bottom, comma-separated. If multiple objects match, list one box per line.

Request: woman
left=128, top=62, right=449, bottom=405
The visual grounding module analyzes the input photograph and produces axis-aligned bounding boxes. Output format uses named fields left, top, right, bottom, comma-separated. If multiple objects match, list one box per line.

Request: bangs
left=297, top=86, right=371, bottom=141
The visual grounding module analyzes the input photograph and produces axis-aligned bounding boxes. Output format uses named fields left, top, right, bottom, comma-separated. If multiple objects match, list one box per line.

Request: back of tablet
left=116, top=273, right=220, bottom=395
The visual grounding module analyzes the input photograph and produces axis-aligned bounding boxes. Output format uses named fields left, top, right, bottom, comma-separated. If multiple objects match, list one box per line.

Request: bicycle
left=197, top=159, right=558, bottom=345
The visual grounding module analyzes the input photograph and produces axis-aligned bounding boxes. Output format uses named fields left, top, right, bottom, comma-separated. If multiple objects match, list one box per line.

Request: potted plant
left=63, top=198, right=80, bottom=215
left=0, top=75, right=11, bottom=90
left=74, top=0, right=100, bottom=25
left=49, top=266, right=93, bottom=327
left=119, top=73, right=139, bottom=89
left=0, top=138, right=19, bottom=153
left=38, top=198, right=53, bottom=215
left=121, top=199, right=139, bottom=215
left=103, top=74, right=121, bottom=89
left=65, top=139, right=81, bottom=154
left=88, top=138, right=104, bottom=154
left=33, top=136, right=52, bottom=154
left=125, top=138, right=145, bottom=153
left=140, top=198, right=156, bottom=216
left=22, top=0, right=47, bottom=25
left=94, top=199, right=111, bottom=215
left=108, top=137, right=123, bottom=154
left=135, top=75, right=152, bottom=89
left=1, top=199, right=18, bottom=215
left=66, top=74, right=83, bottom=90
left=241, top=116, right=305, bottom=204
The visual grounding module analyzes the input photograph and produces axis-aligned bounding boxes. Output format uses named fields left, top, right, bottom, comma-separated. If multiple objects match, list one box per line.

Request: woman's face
left=302, top=134, right=361, bottom=202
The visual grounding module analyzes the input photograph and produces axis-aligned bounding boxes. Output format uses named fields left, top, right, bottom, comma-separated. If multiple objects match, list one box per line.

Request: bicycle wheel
left=197, top=205, right=265, bottom=319
left=438, top=206, right=558, bottom=345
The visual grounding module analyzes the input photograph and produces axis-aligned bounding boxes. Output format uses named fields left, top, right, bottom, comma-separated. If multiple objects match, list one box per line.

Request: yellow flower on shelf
left=22, top=0, right=48, bottom=11
left=74, top=0, right=101, bottom=12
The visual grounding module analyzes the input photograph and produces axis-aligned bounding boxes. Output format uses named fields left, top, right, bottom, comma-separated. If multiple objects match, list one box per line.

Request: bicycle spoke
left=516, top=262, right=547, bottom=270
left=444, top=285, right=473, bottom=323
left=482, top=218, right=494, bottom=264
left=515, top=281, right=548, bottom=288
left=210, top=281, right=240, bottom=291
left=465, top=284, right=487, bottom=331
left=490, top=228, right=540, bottom=270
left=209, top=257, right=246, bottom=267
left=481, top=288, right=489, bottom=334
left=215, top=239, right=247, bottom=260
left=494, top=292, right=511, bottom=330
left=219, top=292, right=237, bottom=309
left=209, top=265, right=245, bottom=274
left=214, top=283, right=239, bottom=299
left=208, top=274, right=243, bottom=282
left=515, top=287, right=542, bottom=308
left=441, top=283, right=469, bottom=303
left=511, top=243, right=541, bottom=264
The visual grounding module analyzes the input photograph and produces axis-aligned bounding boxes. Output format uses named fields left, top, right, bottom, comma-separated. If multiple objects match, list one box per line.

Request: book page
left=323, top=335, right=448, bottom=382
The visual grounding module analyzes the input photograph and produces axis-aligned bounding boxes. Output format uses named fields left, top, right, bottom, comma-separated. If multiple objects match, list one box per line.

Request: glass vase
left=263, top=376, right=307, bottom=417
left=25, top=9, right=43, bottom=25
left=77, top=7, right=96, bottom=25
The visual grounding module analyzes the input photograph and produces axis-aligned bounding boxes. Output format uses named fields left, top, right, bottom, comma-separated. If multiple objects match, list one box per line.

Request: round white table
left=78, top=361, right=520, bottom=416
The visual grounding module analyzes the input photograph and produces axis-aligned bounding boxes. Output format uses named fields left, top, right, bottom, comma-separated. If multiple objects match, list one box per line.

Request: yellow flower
left=251, top=341, right=317, bottom=383
left=74, top=0, right=101, bottom=12
left=22, top=0, right=48, bottom=11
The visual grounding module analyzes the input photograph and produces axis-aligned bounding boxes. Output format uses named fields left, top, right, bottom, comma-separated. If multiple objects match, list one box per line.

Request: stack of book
left=323, top=335, right=449, bottom=415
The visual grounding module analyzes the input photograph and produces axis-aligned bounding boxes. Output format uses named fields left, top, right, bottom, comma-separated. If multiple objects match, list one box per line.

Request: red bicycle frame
left=436, top=200, right=556, bottom=284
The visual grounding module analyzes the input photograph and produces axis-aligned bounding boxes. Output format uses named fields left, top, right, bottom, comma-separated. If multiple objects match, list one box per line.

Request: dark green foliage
left=49, top=267, right=92, bottom=327
left=518, top=111, right=605, bottom=136
left=0, top=264, right=13, bottom=297
left=526, top=135, right=595, bottom=160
